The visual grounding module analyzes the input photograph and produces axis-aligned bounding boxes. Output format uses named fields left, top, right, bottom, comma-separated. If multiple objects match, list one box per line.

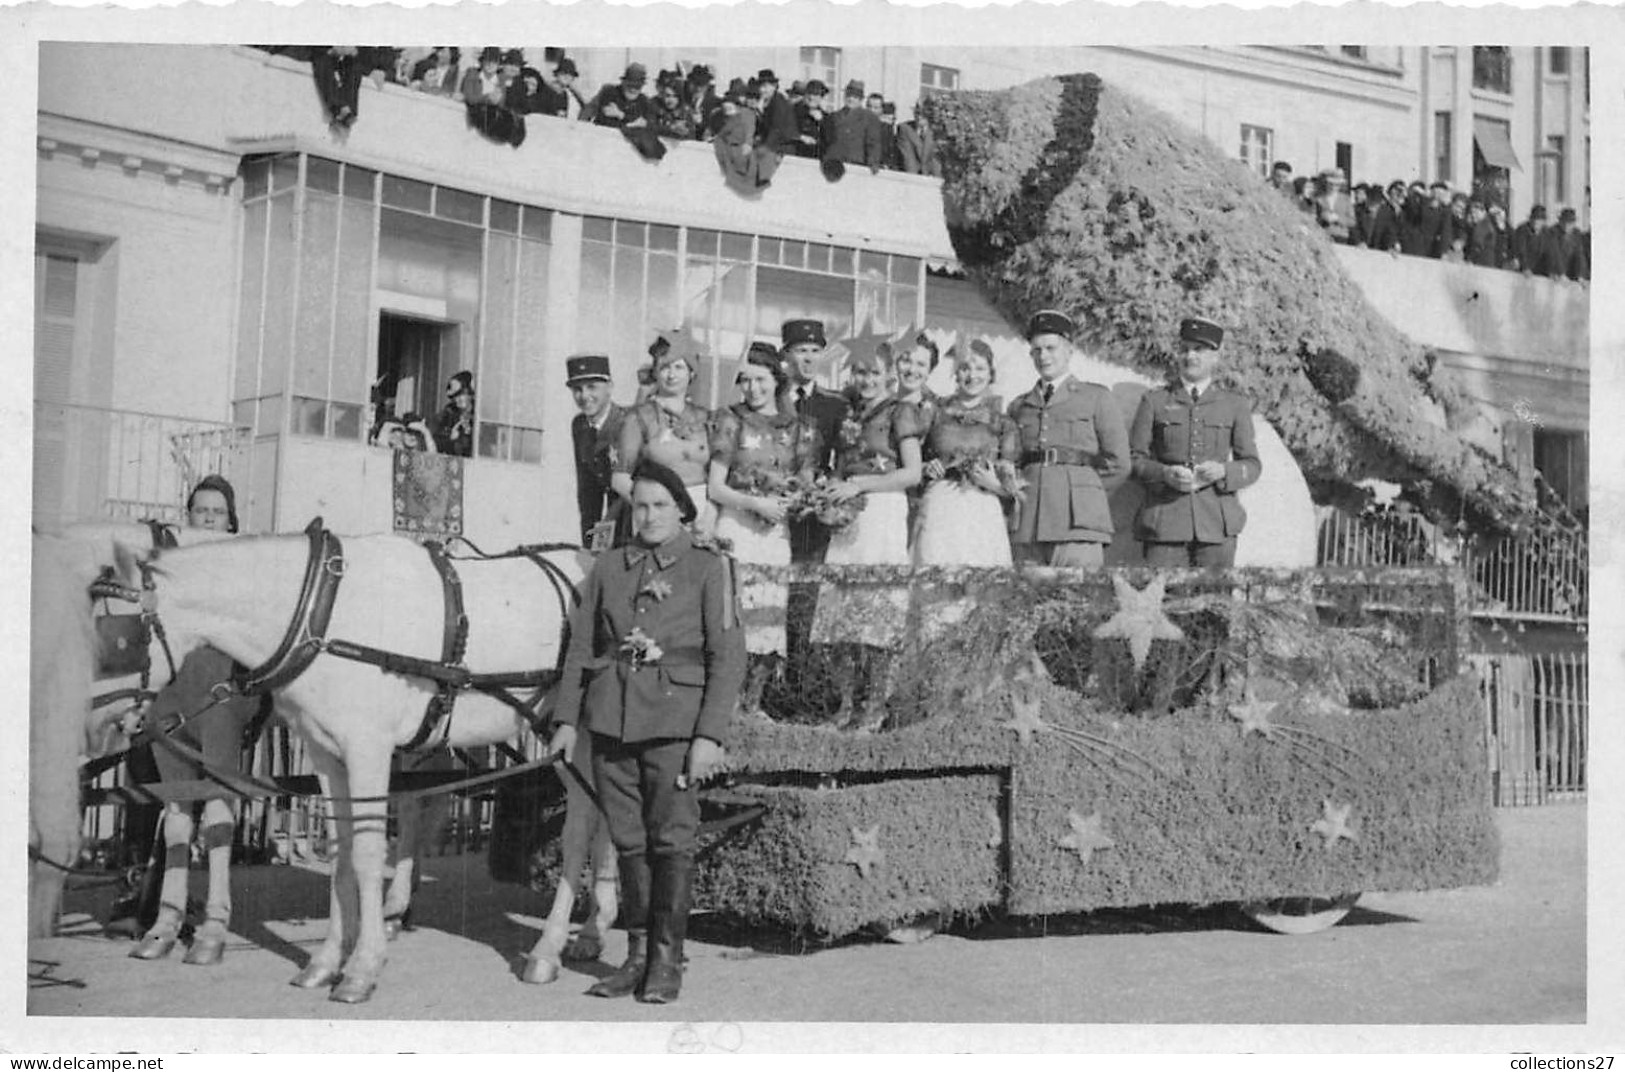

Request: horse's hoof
left=290, top=963, right=341, bottom=990
left=328, top=975, right=377, bottom=1004
left=128, top=930, right=177, bottom=961
left=563, top=935, right=604, bottom=962
left=519, top=955, right=561, bottom=985
left=182, top=932, right=226, bottom=966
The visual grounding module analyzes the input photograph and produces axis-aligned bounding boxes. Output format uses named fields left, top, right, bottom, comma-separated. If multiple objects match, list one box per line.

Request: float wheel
left=1238, top=892, right=1360, bottom=934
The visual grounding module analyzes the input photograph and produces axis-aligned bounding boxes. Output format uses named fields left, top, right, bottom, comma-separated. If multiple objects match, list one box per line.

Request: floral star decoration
left=740, top=431, right=763, bottom=451
left=1311, top=799, right=1359, bottom=851
left=639, top=578, right=674, bottom=603
left=998, top=687, right=1049, bottom=746
left=1058, top=809, right=1115, bottom=866
left=1228, top=692, right=1279, bottom=739
left=1093, top=573, right=1185, bottom=670
left=844, top=824, right=885, bottom=879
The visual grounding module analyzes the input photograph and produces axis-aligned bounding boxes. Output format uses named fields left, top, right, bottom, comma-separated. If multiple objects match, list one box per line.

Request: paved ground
left=22, top=803, right=1590, bottom=1050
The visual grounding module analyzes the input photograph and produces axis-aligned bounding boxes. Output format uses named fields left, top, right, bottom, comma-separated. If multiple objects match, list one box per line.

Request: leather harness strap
left=403, top=541, right=471, bottom=752
left=234, top=517, right=345, bottom=696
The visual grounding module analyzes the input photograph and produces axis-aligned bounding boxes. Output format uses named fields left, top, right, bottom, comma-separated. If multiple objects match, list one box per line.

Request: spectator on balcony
left=1449, top=192, right=1471, bottom=247
left=754, top=69, right=799, bottom=157
left=1541, top=208, right=1589, bottom=282
left=411, top=46, right=461, bottom=97
left=652, top=78, right=697, bottom=140
left=1418, top=181, right=1455, bottom=258
left=400, top=414, right=437, bottom=453
left=820, top=80, right=883, bottom=180
left=1349, top=183, right=1375, bottom=247
left=793, top=80, right=829, bottom=158
left=1440, top=233, right=1468, bottom=264
left=536, top=57, right=585, bottom=119
left=1487, top=203, right=1514, bottom=267
left=311, top=46, right=392, bottom=129
left=896, top=105, right=941, bottom=177
left=460, top=47, right=508, bottom=105
left=1311, top=170, right=1353, bottom=243
left=507, top=65, right=550, bottom=115
left=1364, top=181, right=1407, bottom=254
left=585, top=63, right=666, bottom=162
left=1464, top=199, right=1501, bottom=267
left=1268, top=161, right=1294, bottom=196
left=714, top=79, right=778, bottom=193
left=1510, top=204, right=1548, bottom=273
left=864, top=93, right=899, bottom=171
left=433, top=371, right=475, bottom=457
left=1398, top=181, right=1431, bottom=256
left=1289, top=176, right=1315, bottom=216
left=685, top=65, right=722, bottom=139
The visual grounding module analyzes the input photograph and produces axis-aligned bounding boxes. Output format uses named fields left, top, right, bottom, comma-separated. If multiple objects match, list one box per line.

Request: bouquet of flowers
left=783, top=473, right=868, bottom=530
left=620, top=626, right=664, bottom=670
left=938, top=451, right=1028, bottom=503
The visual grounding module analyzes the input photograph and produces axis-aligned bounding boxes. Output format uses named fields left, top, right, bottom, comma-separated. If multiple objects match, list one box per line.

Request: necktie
left=1189, top=386, right=1200, bottom=405
left=1042, top=382, right=1054, bottom=405
left=797, top=387, right=809, bottom=412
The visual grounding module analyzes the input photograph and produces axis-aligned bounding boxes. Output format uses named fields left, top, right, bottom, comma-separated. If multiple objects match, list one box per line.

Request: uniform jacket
left=820, top=106, right=882, bottom=168
left=572, top=403, right=626, bottom=544
left=1129, top=382, right=1262, bottom=544
left=781, top=382, right=848, bottom=560
left=1006, top=377, right=1130, bottom=544
left=1365, top=200, right=1404, bottom=253
left=553, top=531, right=746, bottom=746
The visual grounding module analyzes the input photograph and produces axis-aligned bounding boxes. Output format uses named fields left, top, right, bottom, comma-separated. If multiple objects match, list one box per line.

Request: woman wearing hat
left=915, top=338, right=1020, bottom=567
left=713, top=79, right=778, bottom=193
left=459, top=47, right=508, bottom=104
left=706, top=344, right=822, bottom=716
left=807, top=344, right=923, bottom=730
left=612, top=339, right=715, bottom=535
left=433, top=371, right=475, bottom=456
left=127, top=476, right=265, bottom=967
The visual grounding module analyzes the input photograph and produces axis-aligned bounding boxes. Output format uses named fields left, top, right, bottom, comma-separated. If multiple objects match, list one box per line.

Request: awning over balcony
left=1473, top=116, right=1522, bottom=172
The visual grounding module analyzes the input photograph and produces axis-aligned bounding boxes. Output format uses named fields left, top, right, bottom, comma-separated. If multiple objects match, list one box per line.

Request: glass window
left=291, top=397, right=327, bottom=437
left=490, top=199, right=520, bottom=234
left=1549, top=46, right=1570, bottom=76
left=584, top=215, right=613, bottom=242
left=241, top=157, right=270, bottom=200
left=382, top=174, right=433, bottom=213
left=271, top=155, right=300, bottom=192
left=649, top=223, right=679, bottom=251
left=689, top=228, right=719, bottom=258
left=721, top=231, right=752, bottom=260
left=831, top=246, right=854, bottom=276
left=892, top=255, right=920, bottom=284
left=307, top=156, right=341, bottom=194
left=799, top=46, right=840, bottom=91
left=809, top=243, right=833, bottom=273
left=330, top=402, right=363, bottom=441
left=1435, top=112, right=1453, bottom=183
left=615, top=219, right=646, bottom=247
left=920, top=63, right=960, bottom=96
left=1239, top=124, right=1273, bottom=178
left=1339, top=46, right=1368, bottom=60
left=435, top=186, right=484, bottom=226
left=521, top=206, right=552, bottom=242
left=1473, top=46, right=1513, bottom=94
left=342, top=164, right=376, bottom=202
left=760, top=236, right=783, bottom=265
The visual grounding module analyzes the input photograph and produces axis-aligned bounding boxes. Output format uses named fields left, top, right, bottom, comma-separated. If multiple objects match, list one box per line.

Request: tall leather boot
left=586, top=853, right=650, bottom=998
left=637, top=853, right=694, bottom=1004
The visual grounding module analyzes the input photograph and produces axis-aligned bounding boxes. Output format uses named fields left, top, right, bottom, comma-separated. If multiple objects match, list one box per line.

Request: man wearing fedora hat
left=819, top=79, right=883, bottom=177
left=584, top=61, right=653, bottom=129
left=1129, top=316, right=1261, bottom=568
left=1007, top=310, right=1130, bottom=567
left=569, top=354, right=627, bottom=549
left=753, top=68, right=799, bottom=157
left=794, top=79, right=829, bottom=158
left=777, top=319, right=846, bottom=562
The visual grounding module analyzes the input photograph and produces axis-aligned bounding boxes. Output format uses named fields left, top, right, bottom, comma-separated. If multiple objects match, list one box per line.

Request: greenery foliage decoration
left=921, top=76, right=1540, bottom=534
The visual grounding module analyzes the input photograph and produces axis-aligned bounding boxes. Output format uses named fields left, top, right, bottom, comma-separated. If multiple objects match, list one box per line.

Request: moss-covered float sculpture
left=920, top=74, right=1539, bottom=534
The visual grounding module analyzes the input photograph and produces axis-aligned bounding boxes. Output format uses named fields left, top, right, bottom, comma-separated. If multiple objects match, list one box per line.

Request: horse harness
left=89, top=519, right=181, bottom=709
left=217, top=517, right=582, bottom=754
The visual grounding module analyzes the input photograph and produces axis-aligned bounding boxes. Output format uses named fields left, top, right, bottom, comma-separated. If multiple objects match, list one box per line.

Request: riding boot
left=636, top=854, right=694, bottom=1004
left=586, top=853, right=650, bottom=998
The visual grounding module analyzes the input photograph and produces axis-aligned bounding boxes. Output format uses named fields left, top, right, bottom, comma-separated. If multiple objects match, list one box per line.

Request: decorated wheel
left=1238, top=892, right=1361, bottom=934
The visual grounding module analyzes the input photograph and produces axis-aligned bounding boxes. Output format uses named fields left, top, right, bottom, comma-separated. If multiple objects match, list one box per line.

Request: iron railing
left=1472, top=651, right=1588, bottom=805
left=33, top=401, right=253, bottom=530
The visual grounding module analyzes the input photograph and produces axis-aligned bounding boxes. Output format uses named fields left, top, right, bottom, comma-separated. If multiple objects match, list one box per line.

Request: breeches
left=1143, top=538, right=1237, bottom=568
left=590, top=734, right=700, bottom=863
left=1012, top=541, right=1105, bottom=568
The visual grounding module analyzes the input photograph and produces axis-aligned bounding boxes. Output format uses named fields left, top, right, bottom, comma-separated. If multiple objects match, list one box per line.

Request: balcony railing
left=33, top=401, right=253, bottom=530
left=1315, top=505, right=1587, bottom=624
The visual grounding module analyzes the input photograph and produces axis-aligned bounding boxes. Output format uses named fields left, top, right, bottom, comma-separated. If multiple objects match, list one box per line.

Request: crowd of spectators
left=1266, top=160, right=1589, bottom=282
left=255, top=46, right=941, bottom=192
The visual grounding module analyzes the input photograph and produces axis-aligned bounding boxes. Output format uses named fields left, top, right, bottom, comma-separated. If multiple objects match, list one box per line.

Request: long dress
left=713, top=107, right=779, bottom=194
left=809, top=396, right=922, bottom=647
left=616, top=397, right=715, bottom=533
left=709, top=405, right=822, bottom=655
left=914, top=394, right=1019, bottom=567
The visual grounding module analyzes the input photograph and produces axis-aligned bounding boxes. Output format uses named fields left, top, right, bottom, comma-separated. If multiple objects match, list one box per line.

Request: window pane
left=892, top=255, right=920, bottom=284
left=481, top=233, right=519, bottom=429
left=256, top=394, right=284, bottom=436
left=293, top=192, right=340, bottom=397
left=615, top=219, right=646, bottom=247
left=647, top=251, right=680, bottom=336
left=521, top=206, right=552, bottom=241
left=859, top=250, right=888, bottom=279
left=332, top=196, right=374, bottom=404
left=721, top=231, right=752, bottom=260
left=832, top=247, right=854, bottom=275
left=513, top=238, right=551, bottom=431
left=331, top=402, right=363, bottom=441
left=261, top=193, right=298, bottom=398
left=760, top=236, right=783, bottom=265
left=436, top=186, right=484, bottom=225
left=490, top=199, right=520, bottom=233
left=689, top=228, right=719, bottom=258
left=271, top=155, right=299, bottom=192
left=584, top=215, right=613, bottom=242
left=477, top=422, right=505, bottom=459
left=576, top=240, right=613, bottom=356
left=342, top=164, right=376, bottom=201
left=518, top=428, right=543, bottom=465
left=292, top=397, right=327, bottom=437
left=649, top=223, right=678, bottom=251
left=307, top=156, right=341, bottom=194
left=809, top=243, right=832, bottom=273
left=235, top=198, right=267, bottom=402
left=242, top=158, right=270, bottom=200
left=382, top=174, right=433, bottom=213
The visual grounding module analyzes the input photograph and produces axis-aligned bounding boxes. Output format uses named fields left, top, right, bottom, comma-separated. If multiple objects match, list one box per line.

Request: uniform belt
left=612, top=645, right=706, bottom=667
left=1020, top=447, right=1094, bottom=467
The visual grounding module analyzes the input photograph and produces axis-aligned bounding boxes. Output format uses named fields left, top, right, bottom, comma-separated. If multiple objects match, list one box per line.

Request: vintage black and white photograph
left=10, top=6, right=1613, bottom=1053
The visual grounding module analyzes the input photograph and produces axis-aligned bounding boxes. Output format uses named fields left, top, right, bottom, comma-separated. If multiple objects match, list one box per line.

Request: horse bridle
left=89, top=545, right=181, bottom=712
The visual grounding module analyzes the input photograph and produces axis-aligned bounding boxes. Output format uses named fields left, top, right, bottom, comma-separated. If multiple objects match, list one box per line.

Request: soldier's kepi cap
left=1179, top=316, right=1224, bottom=350
left=630, top=458, right=697, bottom=524
left=781, top=318, right=827, bottom=348
left=1025, top=309, right=1075, bottom=341
left=565, top=354, right=612, bottom=385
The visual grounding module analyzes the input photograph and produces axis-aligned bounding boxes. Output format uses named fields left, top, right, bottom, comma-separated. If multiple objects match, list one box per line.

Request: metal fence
left=1471, top=651, right=1588, bottom=806
left=33, top=401, right=253, bottom=530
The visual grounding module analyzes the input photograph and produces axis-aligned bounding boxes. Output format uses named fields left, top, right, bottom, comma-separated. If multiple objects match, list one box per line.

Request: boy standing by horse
left=548, top=458, right=745, bottom=1004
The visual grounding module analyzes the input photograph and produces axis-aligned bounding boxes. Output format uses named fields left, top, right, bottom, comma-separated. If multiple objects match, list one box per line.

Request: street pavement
left=21, top=802, right=1595, bottom=1051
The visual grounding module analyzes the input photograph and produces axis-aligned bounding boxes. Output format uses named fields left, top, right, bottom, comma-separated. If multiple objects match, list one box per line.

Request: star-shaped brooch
left=997, top=688, right=1048, bottom=746
left=1058, top=809, right=1115, bottom=866
left=1093, top=574, right=1185, bottom=670
left=1228, top=692, right=1279, bottom=739
left=1311, top=799, right=1359, bottom=851
left=740, top=432, right=763, bottom=451
left=639, top=578, right=673, bottom=603
left=844, top=824, right=885, bottom=879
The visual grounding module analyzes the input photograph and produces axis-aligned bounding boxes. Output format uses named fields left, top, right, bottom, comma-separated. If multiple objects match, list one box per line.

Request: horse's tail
left=29, top=534, right=99, bottom=938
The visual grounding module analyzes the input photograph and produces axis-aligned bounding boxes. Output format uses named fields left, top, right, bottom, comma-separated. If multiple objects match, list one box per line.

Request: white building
left=32, top=43, right=1589, bottom=542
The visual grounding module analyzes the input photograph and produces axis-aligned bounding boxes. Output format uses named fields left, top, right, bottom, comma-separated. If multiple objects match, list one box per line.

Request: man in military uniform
left=548, top=459, right=745, bottom=1004
left=1128, top=316, right=1262, bottom=567
left=777, top=318, right=846, bottom=563
left=1007, top=309, right=1130, bottom=567
left=568, top=354, right=626, bottom=548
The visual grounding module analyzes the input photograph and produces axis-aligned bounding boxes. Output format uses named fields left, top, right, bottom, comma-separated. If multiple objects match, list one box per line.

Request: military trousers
left=1012, top=541, right=1105, bottom=568
left=1143, top=538, right=1237, bottom=568
left=590, top=733, right=701, bottom=862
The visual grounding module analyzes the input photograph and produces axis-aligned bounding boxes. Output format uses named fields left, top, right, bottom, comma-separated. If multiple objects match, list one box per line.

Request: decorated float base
left=496, top=566, right=1498, bottom=941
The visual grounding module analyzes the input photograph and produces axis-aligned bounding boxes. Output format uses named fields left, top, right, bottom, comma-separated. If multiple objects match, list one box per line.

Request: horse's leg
left=522, top=773, right=589, bottom=984
left=580, top=815, right=620, bottom=956
left=130, top=804, right=191, bottom=960
left=181, top=797, right=235, bottom=966
left=290, top=759, right=347, bottom=989
left=385, top=790, right=448, bottom=939
left=329, top=745, right=392, bottom=1004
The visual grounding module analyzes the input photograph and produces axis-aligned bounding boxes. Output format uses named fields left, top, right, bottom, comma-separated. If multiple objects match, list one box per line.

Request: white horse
left=90, top=525, right=610, bottom=1002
